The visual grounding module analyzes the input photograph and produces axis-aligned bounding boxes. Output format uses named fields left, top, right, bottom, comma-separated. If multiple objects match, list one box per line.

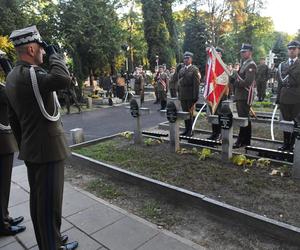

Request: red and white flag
left=204, top=47, right=230, bottom=114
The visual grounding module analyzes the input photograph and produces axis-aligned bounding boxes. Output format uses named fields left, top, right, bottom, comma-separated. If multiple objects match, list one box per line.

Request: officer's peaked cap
left=287, top=40, right=300, bottom=49
left=9, top=25, right=44, bottom=47
left=240, top=43, right=253, bottom=52
left=183, top=51, right=193, bottom=58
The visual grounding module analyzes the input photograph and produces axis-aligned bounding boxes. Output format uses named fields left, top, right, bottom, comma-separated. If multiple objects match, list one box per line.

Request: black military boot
left=207, top=124, right=221, bottom=140
left=289, top=132, right=297, bottom=152
left=278, top=132, right=291, bottom=151
left=243, top=121, right=252, bottom=146
left=185, top=119, right=194, bottom=137
left=233, top=127, right=245, bottom=149
left=180, top=120, right=189, bottom=136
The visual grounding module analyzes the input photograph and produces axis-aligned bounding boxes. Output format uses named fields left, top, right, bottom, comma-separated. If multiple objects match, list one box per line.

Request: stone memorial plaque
left=219, top=112, right=233, bottom=130
left=130, top=99, right=139, bottom=118
left=166, top=102, right=177, bottom=123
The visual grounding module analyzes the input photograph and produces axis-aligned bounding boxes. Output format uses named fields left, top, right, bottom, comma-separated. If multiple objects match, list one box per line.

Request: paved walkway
left=0, top=165, right=204, bottom=250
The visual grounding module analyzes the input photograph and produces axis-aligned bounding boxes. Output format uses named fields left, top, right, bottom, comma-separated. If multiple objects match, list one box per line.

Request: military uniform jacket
left=5, top=54, right=71, bottom=163
left=155, top=72, right=168, bottom=92
left=277, top=59, right=300, bottom=104
left=178, top=65, right=200, bottom=101
left=0, top=83, right=18, bottom=155
left=256, top=64, right=269, bottom=83
left=169, top=72, right=177, bottom=90
left=134, top=74, right=144, bottom=93
left=234, top=58, right=256, bottom=101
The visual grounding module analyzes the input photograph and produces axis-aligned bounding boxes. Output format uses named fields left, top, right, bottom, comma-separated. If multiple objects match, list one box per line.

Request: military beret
left=240, top=43, right=253, bottom=52
left=159, top=65, right=164, bottom=68
left=9, top=25, right=44, bottom=47
left=183, top=51, right=194, bottom=58
left=215, top=47, right=223, bottom=53
left=287, top=40, right=300, bottom=49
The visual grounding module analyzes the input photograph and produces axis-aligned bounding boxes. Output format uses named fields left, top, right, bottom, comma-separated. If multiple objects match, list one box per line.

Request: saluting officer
left=155, top=65, right=169, bottom=110
left=233, top=44, right=256, bottom=148
left=276, top=40, right=300, bottom=151
left=5, top=26, right=78, bottom=250
left=0, top=58, right=26, bottom=236
left=178, top=51, right=201, bottom=137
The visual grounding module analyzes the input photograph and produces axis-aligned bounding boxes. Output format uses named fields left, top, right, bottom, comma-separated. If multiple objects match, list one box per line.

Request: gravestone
left=128, top=96, right=150, bottom=144
left=208, top=100, right=248, bottom=161
left=161, top=101, right=189, bottom=152
left=279, top=120, right=300, bottom=178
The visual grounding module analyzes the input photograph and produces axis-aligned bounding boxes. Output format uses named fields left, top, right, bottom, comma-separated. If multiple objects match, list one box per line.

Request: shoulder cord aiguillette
left=29, top=66, right=61, bottom=122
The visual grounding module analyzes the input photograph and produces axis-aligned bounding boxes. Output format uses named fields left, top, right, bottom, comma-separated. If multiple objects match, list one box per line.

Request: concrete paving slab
left=61, top=218, right=74, bottom=233
left=11, top=165, right=28, bottom=182
left=63, top=191, right=98, bottom=217
left=0, top=241, right=25, bottom=250
left=8, top=184, right=29, bottom=208
left=8, top=201, right=31, bottom=223
left=67, top=203, right=125, bottom=234
left=63, top=227, right=103, bottom=250
left=0, top=235, right=15, bottom=248
left=16, top=220, right=36, bottom=249
left=91, top=217, right=158, bottom=250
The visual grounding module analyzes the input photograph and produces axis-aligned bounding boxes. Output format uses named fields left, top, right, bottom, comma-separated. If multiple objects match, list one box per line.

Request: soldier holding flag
left=232, top=44, right=256, bottom=148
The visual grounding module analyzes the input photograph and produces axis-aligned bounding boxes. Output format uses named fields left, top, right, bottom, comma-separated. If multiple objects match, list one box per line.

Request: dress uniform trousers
left=236, top=100, right=251, bottom=145
left=280, top=103, right=300, bottom=121
left=181, top=100, right=196, bottom=119
left=25, top=160, right=64, bottom=250
left=0, top=153, right=14, bottom=230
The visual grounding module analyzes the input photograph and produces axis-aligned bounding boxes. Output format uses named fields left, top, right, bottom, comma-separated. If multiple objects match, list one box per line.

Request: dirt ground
left=73, top=136, right=300, bottom=228
left=65, top=164, right=298, bottom=250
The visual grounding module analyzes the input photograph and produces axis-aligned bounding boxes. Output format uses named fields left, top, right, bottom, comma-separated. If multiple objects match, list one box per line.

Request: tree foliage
left=59, top=0, right=122, bottom=81
left=183, top=6, right=208, bottom=74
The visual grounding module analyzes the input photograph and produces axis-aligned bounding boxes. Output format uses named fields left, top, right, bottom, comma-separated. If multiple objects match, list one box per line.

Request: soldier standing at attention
left=133, top=66, right=145, bottom=105
left=276, top=41, right=300, bottom=151
left=256, top=58, right=269, bottom=101
left=5, top=26, right=78, bottom=250
left=168, top=66, right=177, bottom=98
left=178, top=51, right=201, bottom=137
left=155, top=65, right=169, bottom=110
left=233, top=44, right=256, bottom=148
left=0, top=55, right=26, bottom=236
left=64, top=73, right=81, bottom=114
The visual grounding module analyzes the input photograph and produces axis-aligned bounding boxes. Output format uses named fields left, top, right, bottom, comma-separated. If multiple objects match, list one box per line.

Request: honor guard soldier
left=233, top=44, right=256, bottom=148
left=178, top=51, right=201, bottom=137
left=5, top=26, right=78, bottom=250
left=155, top=65, right=169, bottom=110
left=168, top=66, right=177, bottom=98
left=256, top=58, right=269, bottom=101
left=276, top=40, right=300, bottom=151
left=0, top=56, right=26, bottom=236
left=133, top=66, right=145, bottom=104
